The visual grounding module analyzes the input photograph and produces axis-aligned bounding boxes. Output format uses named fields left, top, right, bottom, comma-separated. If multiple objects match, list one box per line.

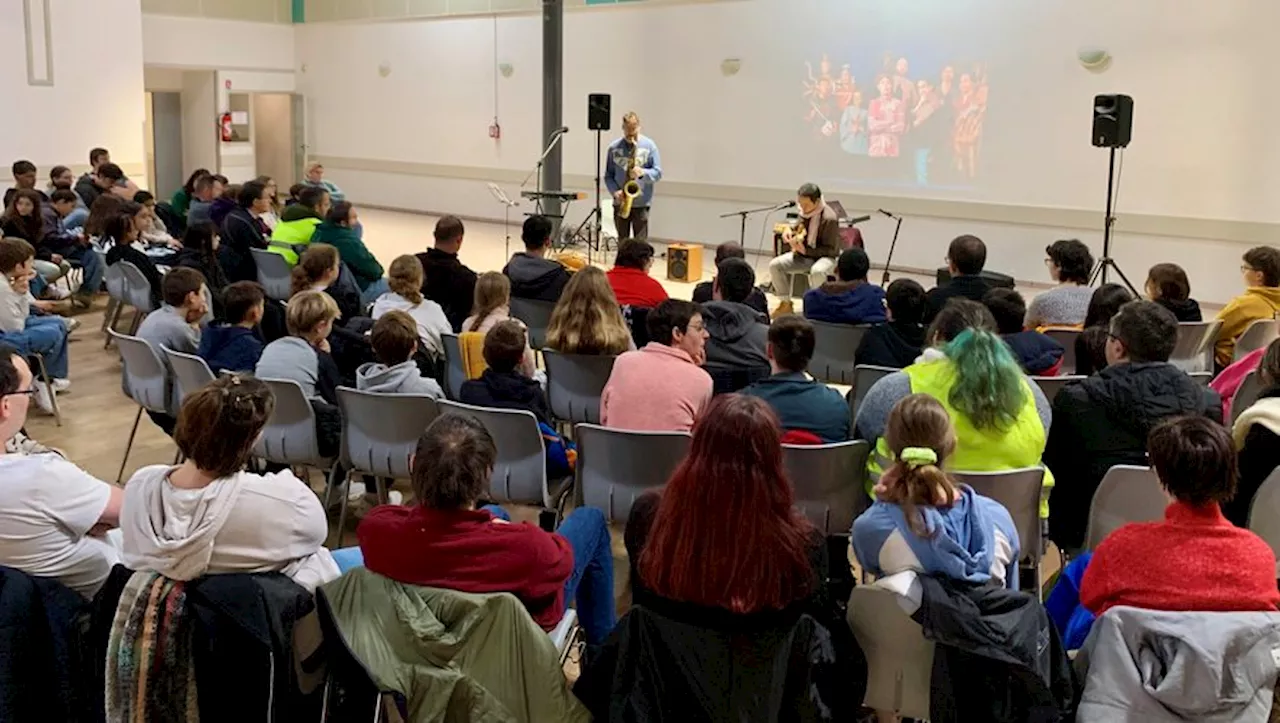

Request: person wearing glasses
left=1024, top=239, right=1095, bottom=330
left=1213, top=246, right=1280, bottom=370
left=0, top=347, right=123, bottom=599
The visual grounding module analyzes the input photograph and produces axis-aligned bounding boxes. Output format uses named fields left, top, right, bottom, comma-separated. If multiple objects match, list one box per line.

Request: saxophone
left=619, top=141, right=640, bottom=220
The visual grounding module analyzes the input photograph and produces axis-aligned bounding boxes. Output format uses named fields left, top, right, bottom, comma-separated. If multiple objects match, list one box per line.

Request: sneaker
left=44, top=286, right=71, bottom=300
left=771, top=299, right=794, bottom=319
left=31, top=381, right=54, bottom=414
left=51, top=378, right=71, bottom=393
left=61, top=317, right=81, bottom=334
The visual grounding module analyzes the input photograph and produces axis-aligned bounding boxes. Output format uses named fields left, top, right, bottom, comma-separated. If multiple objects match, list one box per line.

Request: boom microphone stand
left=722, top=202, right=794, bottom=250
left=1089, top=146, right=1137, bottom=294
left=877, top=208, right=904, bottom=286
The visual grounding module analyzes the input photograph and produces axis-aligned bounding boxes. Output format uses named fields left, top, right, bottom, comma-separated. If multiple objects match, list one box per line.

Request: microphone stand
left=486, top=183, right=520, bottom=259
left=721, top=202, right=792, bottom=249
left=521, top=131, right=567, bottom=215
left=880, top=213, right=904, bottom=286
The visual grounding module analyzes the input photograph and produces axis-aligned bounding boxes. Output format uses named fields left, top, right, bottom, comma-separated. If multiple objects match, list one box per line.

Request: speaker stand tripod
left=563, top=129, right=606, bottom=264
left=1089, top=145, right=1137, bottom=295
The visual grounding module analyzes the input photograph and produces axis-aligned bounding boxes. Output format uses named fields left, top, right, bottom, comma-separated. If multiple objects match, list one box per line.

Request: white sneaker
left=61, top=317, right=81, bottom=333
left=45, top=286, right=71, bottom=300
left=51, top=378, right=71, bottom=393
left=346, top=486, right=402, bottom=505
left=31, top=381, right=54, bottom=414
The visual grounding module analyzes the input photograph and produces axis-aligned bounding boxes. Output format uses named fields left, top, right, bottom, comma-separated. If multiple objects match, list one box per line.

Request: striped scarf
left=106, top=572, right=199, bottom=722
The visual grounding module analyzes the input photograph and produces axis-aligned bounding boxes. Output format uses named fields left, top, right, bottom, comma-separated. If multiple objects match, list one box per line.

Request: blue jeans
left=359, top=277, right=390, bottom=306
left=331, top=546, right=364, bottom=573
left=69, top=246, right=104, bottom=295
left=30, top=274, right=48, bottom=298
left=64, top=207, right=88, bottom=232
left=0, top=316, right=69, bottom=378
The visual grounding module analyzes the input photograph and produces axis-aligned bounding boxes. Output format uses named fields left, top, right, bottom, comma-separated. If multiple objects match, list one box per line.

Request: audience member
left=291, top=243, right=361, bottom=323
left=197, top=281, right=266, bottom=375
left=701, top=257, right=770, bottom=393
left=172, top=223, right=230, bottom=300
left=77, top=149, right=136, bottom=201
left=460, top=271, right=536, bottom=377
left=1145, top=262, right=1202, bottom=322
left=691, top=241, right=769, bottom=314
left=606, top=238, right=668, bottom=308
left=1024, top=239, right=1095, bottom=329
left=255, top=175, right=283, bottom=230
left=1214, top=246, right=1280, bottom=368
left=313, top=201, right=386, bottom=303
left=47, top=167, right=89, bottom=229
left=767, top=183, right=842, bottom=316
left=1211, top=345, right=1269, bottom=422
left=1227, top=339, right=1280, bottom=527
left=983, top=287, right=1064, bottom=375
left=357, top=413, right=615, bottom=643
left=269, top=185, right=329, bottom=265
left=185, top=172, right=224, bottom=227
left=601, top=298, right=711, bottom=432
left=503, top=214, right=571, bottom=302
left=208, top=183, right=239, bottom=227
left=1074, top=283, right=1135, bottom=376
left=169, top=168, right=209, bottom=219
left=44, top=188, right=103, bottom=305
left=3, top=160, right=45, bottom=208
left=0, top=239, right=70, bottom=410
left=803, top=247, right=886, bottom=325
left=120, top=375, right=340, bottom=591
left=356, top=310, right=443, bottom=398
left=855, top=278, right=928, bottom=369
left=256, top=290, right=344, bottom=458
left=218, top=179, right=271, bottom=283
left=924, top=235, right=990, bottom=323
left=303, top=162, right=345, bottom=203
left=742, top=314, right=849, bottom=442
left=125, top=196, right=179, bottom=259
left=75, top=155, right=119, bottom=208
left=853, top=394, right=1020, bottom=588
left=131, top=191, right=175, bottom=247
left=1081, top=416, right=1279, bottom=617
left=135, top=267, right=207, bottom=435
left=1045, top=300, right=1221, bottom=551
left=372, top=255, right=451, bottom=362
left=546, top=266, right=633, bottom=355
left=1, top=188, right=70, bottom=293
left=415, top=215, right=477, bottom=332
left=0, top=347, right=123, bottom=598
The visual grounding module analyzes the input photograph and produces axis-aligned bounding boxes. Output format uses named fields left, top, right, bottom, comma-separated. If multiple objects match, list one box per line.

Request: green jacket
left=169, top=188, right=190, bottom=218
left=268, top=205, right=322, bottom=265
left=321, top=568, right=589, bottom=723
left=311, top=221, right=383, bottom=290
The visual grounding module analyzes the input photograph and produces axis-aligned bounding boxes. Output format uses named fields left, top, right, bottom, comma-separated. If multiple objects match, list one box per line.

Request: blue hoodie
left=604, top=135, right=662, bottom=208
left=1002, top=330, right=1064, bottom=376
left=803, top=280, right=887, bottom=325
left=197, top=323, right=264, bottom=375
left=852, top=485, right=1021, bottom=589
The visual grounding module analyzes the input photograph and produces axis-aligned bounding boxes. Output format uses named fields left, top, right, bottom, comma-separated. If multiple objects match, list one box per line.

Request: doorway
left=149, top=92, right=184, bottom=198
left=253, top=93, right=297, bottom=186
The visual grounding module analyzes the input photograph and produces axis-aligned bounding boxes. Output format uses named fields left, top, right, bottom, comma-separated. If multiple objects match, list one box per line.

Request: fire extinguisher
left=220, top=112, right=233, bottom=142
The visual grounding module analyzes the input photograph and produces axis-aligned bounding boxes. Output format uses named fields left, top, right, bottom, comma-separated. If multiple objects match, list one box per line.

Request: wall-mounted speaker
left=588, top=93, right=611, bottom=131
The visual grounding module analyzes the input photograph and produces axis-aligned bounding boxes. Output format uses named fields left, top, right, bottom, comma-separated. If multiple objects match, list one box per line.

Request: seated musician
left=767, top=183, right=841, bottom=317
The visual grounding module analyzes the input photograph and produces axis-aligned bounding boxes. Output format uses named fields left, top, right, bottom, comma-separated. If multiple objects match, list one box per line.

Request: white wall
left=142, top=14, right=296, bottom=71
left=0, top=0, right=146, bottom=180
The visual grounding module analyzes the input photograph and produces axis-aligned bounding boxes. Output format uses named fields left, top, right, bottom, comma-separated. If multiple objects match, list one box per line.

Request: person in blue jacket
left=742, top=314, right=849, bottom=442
left=983, top=287, right=1064, bottom=375
left=198, top=281, right=266, bottom=375
left=803, top=247, right=886, bottom=325
left=604, top=111, right=662, bottom=242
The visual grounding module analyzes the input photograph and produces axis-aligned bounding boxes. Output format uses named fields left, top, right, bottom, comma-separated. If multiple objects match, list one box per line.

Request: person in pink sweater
left=601, top=299, right=712, bottom=432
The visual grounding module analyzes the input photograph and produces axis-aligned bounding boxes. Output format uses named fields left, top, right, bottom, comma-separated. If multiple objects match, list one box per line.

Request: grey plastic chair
left=251, top=248, right=294, bottom=301
left=848, top=585, right=933, bottom=720
left=509, top=297, right=556, bottom=350
left=441, top=333, right=467, bottom=400
left=1247, top=467, right=1280, bottom=576
left=439, top=400, right=560, bottom=509
left=807, top=321, right=869, bottom=385
left=103, top=261, right=155, bottom=345
left=543, top=349, right=617, bottom=425
left=1232, top=369, right=1266, bottom=427
left=1235, top=318, right=1279, bottom=362
left=1031, top=375, right=1085, bottom=405
left=1188, top=371, right=1212, bottom=387
left=1083, top=465, right=1167, bottom=551
left=1043, top=329, right=1081, bottom=375
left=110, top=330, right=171, bottom=483
left=254, top=378, right=328, bottom=463
left=847, top=364, right=896, bottom=432
left=783, top=440, right=872, bottom=535
left=1169, top=320, right=1222, bottom=374
left=573, top=424, right=691, bottom=523
left=162, top=347, right=216, bottom=406
left=953, top=467, right=1047, bottom=597
left=25, top=353, right=61, bottom=427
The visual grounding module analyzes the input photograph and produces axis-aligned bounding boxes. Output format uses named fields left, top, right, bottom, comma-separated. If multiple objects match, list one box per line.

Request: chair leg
left=101, top=298, right=117, bottom=332
left=31, top=355, right=61, bottom=427
left=332, top=469, right=354, bottom=548
left=375, top=477, right=389, bottom=506
left=127, top=309, right=144, bottom=335
left=117, top=407, right=143, bottom=484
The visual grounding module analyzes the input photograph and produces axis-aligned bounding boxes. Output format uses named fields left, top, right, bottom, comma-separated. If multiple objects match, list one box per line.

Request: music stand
left=487, top=183, right=520, bottom=260
left=828, top=200, right=848, bottom=220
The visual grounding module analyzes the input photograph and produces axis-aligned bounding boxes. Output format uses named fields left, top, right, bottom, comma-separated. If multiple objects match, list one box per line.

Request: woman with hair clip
left=460, top=271, right=537, bottom=378
left=853, top=393, right=1020, bottom=588
left=545, top=266, right=635, bottom=355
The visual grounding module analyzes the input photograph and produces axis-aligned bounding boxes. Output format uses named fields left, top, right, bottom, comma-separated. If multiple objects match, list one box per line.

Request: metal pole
left=542, top=0, right=564, bottom=228
left=1101, top=145, right=1116, bottom=284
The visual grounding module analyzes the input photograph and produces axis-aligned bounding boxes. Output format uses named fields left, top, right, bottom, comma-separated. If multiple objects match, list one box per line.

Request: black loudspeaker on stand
left=1089, top=94, right=1137, bottom=294
left=565, top=94, right=612, bottom=262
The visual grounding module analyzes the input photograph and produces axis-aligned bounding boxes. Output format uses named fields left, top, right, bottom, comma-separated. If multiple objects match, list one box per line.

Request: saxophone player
left=605, top=111, right=662, bottom=241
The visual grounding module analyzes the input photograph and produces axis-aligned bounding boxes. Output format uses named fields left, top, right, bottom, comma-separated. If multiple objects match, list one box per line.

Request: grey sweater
left=1024, top=284, right=1094, bottom=329
left=255, top=336, right=337, bottom=403
left=136, top=305, right=200, bottom=355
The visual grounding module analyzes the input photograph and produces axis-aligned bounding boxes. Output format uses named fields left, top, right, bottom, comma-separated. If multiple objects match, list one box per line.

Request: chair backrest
left=848, top=364, right=896, bottom=434
left=622, top=305, right=650, bottom=349
left=250, top=248, right=293, bottom=301
left=848, top=585, right=933, bottom=719
left=253, top=378, right=326, bottom=466
left=543, top=349, right=617, bottom=425
left=336, top=387, right=441, bottom=479
left=1031, top=375, right=1085, bottom=405
left=118, top=261, right=155, bottom=312
left=1248, top=467, right=1280, bottom=575
left=574, top=424, right=691, bottom=523
left=783, top=440, right=872, bottom=535
left=111, top=331, right=170, bottom=413
left=104, top=261, right=127, bottom=303
left=438, top=400, right=551, bottom=508
left=1084, top=465, right=1167, bottom=551
left=161, top=347, right=216, bottom=406
left=807, top=321, right=869, bottom=385
left=1188, top=371, right=1212, bottom=387
left=1169, top=320, right=1223, bottom=373
left=441, top=333, right=467, bottom=400
left=1235, top=318, right=1280, bottom=362
left=1043, top=329, right=1081, bottom=374
left=508, top=297, right=556, bottom=350
left=952, top=467, right=1046, bottom=567
left=1232, top=369, right=1266, bottom=427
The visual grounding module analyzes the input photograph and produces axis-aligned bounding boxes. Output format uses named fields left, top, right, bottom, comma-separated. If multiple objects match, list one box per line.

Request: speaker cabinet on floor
left=666, top=244, right=702, bottom=282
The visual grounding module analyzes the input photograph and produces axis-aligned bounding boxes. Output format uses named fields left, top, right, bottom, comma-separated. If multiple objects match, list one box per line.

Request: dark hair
left=193, top=174, right=217, bottom=194
left=174, top=376, right=274, bottom=478
left=797, top=182, right=822, bottom=201
left=1146, top=263, right=1191, bottom=302
left=291, top=243, right=340, bottom=296
left=521, top=215, right=553, bottom=250
left=1244, top=246, right=1280, bottom=287
left=370, top=310, right=419, bottom=365
left=886, top=278, right=926, bottom=324
left=947, top=235, right=986, bottom=275
left=100, top=211, right=135, bottom=247
left=132, top=190, right=155, bottom=205
left=183, top=169, right=210, bottom=195
left=714, top=257, right=755, bottom=303
left=50, top=188, right=78, bottom=205
left=647, top=299, right=700, bottom=346
left=982, top=287, right=1027, bottom=335
left=482, top=319, right=528, bottom=373
left=614, top=238, right=655, bottom=270
left=162, top=266, right=206, bottom=308
left=836, top=247, right=870, bottom=282
left=182, top=222, right=223, bottom=287
left=211, top=174, right=228, bottom=185
left=1260, top=338, right=1280, bottom=387
left=325, top=200, right=353, bottom=225
left=0, top=344, right=20, bottom=396
left=238, top=180, right=268, bottom=209
left=411, top=413, right=496, bottom=509
left=296, top=185, right=328, bottom=209
left=714, top=242, right=745, bottom=266
left=2, top=189, right=44, bottom=241
left=768, top=314, right=815, bottom=372
left=434, top=215, right=464, bottom=245
left=1045, top=239, right=1093, bottom=284
left=221, top=281, right=265, bottom=324
left=11, top=160, right=35, bottom=177
left=48, top=165, right=70, bottom=183
left=928, top=297, right=995, bottom=344
left=97, top=163, right=125, bottom=183
left=84, top=194, right=125, bottom=237
left=1083, top=283, right=1135, bottom=328
left=1109, top=300, right=1178, bottom=363
left=89, top=148, right=110, bottom=166
left=1148, top=416, right=1237, bottom=506
left=287, top=183, right=305, bottom=199
left=0, top=237, right=35, bottom=273
left=928, top=299, right=1028, bottom=431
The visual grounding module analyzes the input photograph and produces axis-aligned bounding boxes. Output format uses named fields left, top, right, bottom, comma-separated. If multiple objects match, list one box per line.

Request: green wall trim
left=292, top=0, right=305, bottom=23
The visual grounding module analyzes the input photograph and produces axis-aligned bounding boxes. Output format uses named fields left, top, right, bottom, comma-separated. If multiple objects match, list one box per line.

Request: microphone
left=877, top=208, right=899, bottom=219
left=552, top=126, right=569, bottom=135
left=847, top=215, right=871, bottom=224
left=776, top=200, right=797, bottom=210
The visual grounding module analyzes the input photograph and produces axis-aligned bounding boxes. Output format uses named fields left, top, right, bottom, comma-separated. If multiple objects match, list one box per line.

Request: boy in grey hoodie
left=356, top=311, right=444, bottom=398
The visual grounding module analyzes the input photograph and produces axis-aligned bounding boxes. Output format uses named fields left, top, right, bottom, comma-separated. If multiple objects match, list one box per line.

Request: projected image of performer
left=953, top=77, right=987, bottom=179
left=867, top=75, right=906, bottom=158
left=835, top=65, right=855, bottom=110
left=803, top=54, right=837, bottom=137
left=605, top=111, right=662, bottom=241
left=892, top=57, right=917, bottom=111
left=911, top=79, right=945, bottom=184
left=839, top=90, right=868, bottom=156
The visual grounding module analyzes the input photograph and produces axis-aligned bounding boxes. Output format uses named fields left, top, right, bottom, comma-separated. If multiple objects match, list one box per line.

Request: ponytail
left=943, top=328, right=1026, bottom=431
left=290, top=243, right=340, bottom=298
left=881, top=394, right=960, bottom=538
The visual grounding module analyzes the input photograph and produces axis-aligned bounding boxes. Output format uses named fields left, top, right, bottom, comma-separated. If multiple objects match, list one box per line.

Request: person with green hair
left=853, top=298, right=1053, bottom=516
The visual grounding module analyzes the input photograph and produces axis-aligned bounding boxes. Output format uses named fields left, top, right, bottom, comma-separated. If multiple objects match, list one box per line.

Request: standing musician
left=768, top=182, right=841, bottom=315
left=605, top=111, right=663, bottom=242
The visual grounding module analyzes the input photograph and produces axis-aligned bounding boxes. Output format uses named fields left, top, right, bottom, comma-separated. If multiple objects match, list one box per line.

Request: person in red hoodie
left=1081, top=415, right=1280, bottom=618
left=357, top=413, right=617, bottom=644
left=606, top=238, right=668, bottom=309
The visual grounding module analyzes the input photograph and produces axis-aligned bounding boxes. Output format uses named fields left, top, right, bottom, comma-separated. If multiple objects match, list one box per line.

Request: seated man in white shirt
left=0, top=346, right=123, bottom=598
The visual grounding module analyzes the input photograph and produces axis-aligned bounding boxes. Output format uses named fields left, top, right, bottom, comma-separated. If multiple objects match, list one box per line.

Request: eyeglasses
left=0, top=388, right=36, bottom=399
left=1242, top=265, right=1258, bottom=274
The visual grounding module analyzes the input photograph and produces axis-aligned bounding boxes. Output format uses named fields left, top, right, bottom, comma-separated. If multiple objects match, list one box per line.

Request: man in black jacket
left=503, top=214, right=570, bottom=303
left=415, top=215, right=477, bottom=332
left=692, top=242, right=769, bottom=315
left=923, top=234, right=991, bottom=324
left=1045, top=300, right=1221, bottom=550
